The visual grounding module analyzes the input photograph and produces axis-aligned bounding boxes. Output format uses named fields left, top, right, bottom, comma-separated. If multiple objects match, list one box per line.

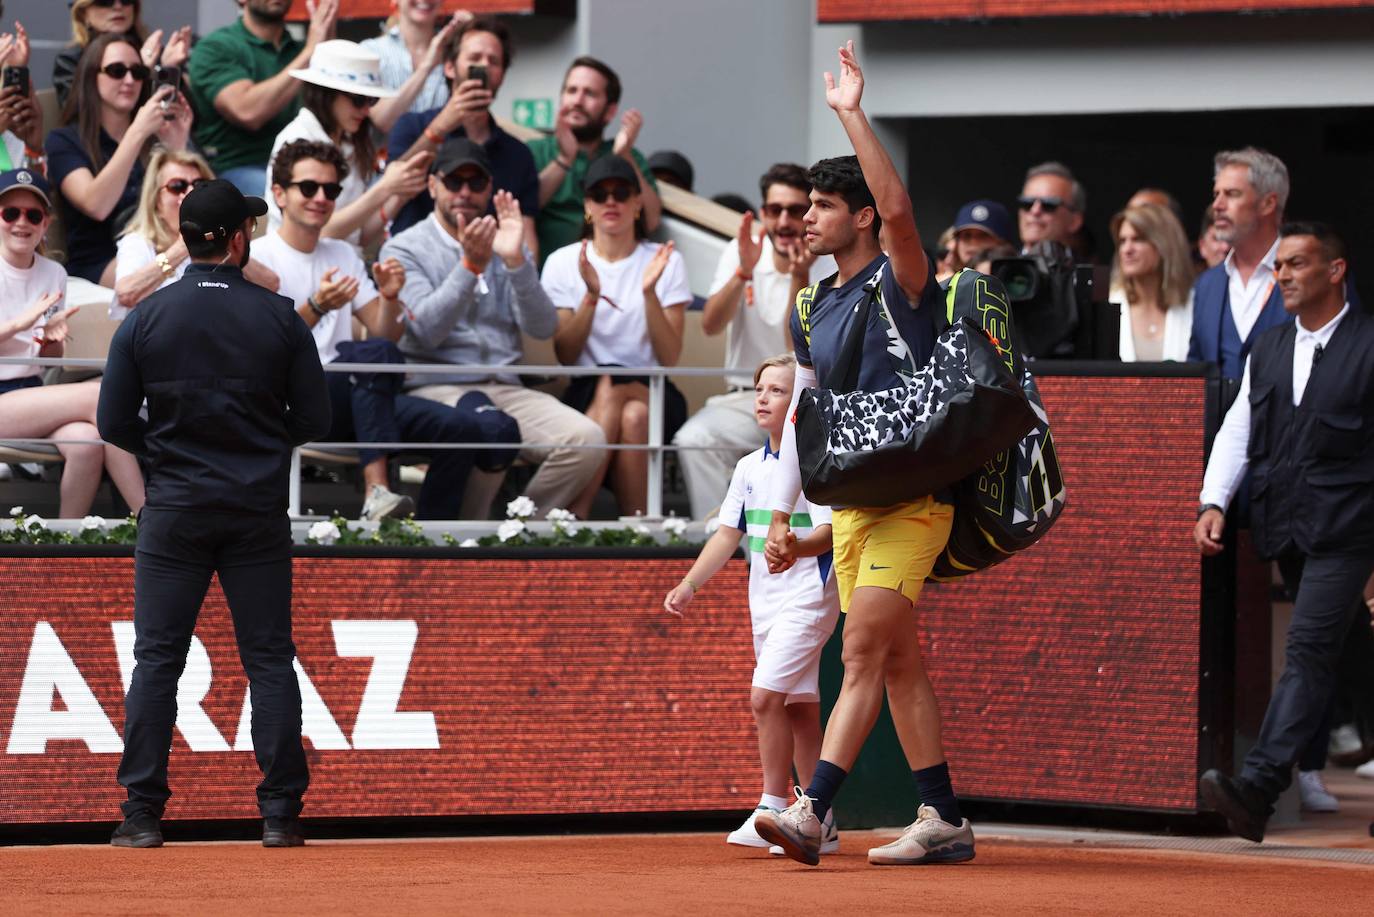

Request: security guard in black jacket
left=1193, top=222, right=1374, bottom=843
left=97, top=180, right=332, bottom=849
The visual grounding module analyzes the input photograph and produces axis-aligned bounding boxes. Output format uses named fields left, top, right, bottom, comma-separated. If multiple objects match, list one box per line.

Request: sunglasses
left=440, top=173, right=490, bottom=193
left=90, top=0, right=137, bottom=7
left=762, top=203, right=809, bottom=220
left=588, top=184, right=634, bottom=204
left=100, top=62, right=150, bottom=82
left=1017, top=195, right=1066, bottom=214
left=287, top=180, right=344, bottom=201
left=163, top=178, right=207, bottom=196
left=342, top=92, right=376, bottom=109
left=1, top=206, right=45, bottom=225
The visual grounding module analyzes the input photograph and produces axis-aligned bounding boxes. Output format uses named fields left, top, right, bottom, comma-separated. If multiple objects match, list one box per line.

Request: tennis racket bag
left=929, top=269, right=1067, bottom=581
left=794, top=267, right=1038, bottom=509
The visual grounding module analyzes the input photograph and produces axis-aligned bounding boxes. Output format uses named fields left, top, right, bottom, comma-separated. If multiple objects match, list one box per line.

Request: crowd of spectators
left=0, top=4, right=1360, bottom=537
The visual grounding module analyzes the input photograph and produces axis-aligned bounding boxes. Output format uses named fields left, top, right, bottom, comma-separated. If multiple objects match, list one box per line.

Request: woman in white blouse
left=1110, top=202, right=1195, bottom=362
left=542, top=157, right=692, bottom=519
left=265, top=40, right=430, bottom=253
left=111, top=148, right=279, bottom=318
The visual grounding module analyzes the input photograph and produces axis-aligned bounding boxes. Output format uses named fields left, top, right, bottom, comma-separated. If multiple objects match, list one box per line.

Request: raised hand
left=824, top=39, right=864, bottom=114
left=642, top=240, right=674, bottom=294
left=371, top=258, right=406, bottom=300
left=578, top=240, right=601, bottom=300
left=433, top=79, right=493, bottom=134
left=613, top=108, right=643, bottom=159
left=787, top=238, right=818, bottom=282
left=314, top=267, right=360, bottom=312
left=132, top=85, right=177, bottom=143
left=422, top=14, right=466, bottom=71
left=736, top=211, right=763, bottom=275
left=161, top=26, right=192, bottom=69
left=157, top=92, right=194, bottom=148
left=379, top=151, right=433, bottom=201
left=459, top=213, right=498, bottom=272
left=305, top=0, right=339, bottom=51
left=554, top=115, right=578, bottom=164
left=140, top=29, right=164, bottom=69
left=0, top=21, right=29, bottom=67
left=16, top=291, right=62, bottom=334
left=490, top=190, right=526, bottom=267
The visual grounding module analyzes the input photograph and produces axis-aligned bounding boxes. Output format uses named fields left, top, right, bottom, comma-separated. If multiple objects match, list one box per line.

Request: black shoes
left=262, top=815, right=305, bottom=847
left=1199, top=769, right=1270, bottom=843
left=111, top=811, right=164, bottom=848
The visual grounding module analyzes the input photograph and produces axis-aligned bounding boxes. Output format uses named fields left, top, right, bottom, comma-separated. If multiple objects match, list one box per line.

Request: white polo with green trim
left=719, top=443, right=838, bottom=633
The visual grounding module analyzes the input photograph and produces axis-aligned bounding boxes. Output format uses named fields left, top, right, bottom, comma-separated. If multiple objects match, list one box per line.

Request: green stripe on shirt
left=745, top=509, right=813, bottom=527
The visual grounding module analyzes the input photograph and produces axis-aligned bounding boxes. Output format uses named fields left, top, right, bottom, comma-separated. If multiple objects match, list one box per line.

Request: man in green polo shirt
left=528, top=56, right=661, bottom=265
left=189, top=0, right=338, bottom=196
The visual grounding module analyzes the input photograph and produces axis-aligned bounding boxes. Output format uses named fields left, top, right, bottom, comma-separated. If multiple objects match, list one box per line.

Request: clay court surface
left=6, top=829, right=1372, bottom=916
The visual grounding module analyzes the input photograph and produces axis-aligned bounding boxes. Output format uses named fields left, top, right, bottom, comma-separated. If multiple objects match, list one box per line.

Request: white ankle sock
left=760, top=793, right=789, bottom=810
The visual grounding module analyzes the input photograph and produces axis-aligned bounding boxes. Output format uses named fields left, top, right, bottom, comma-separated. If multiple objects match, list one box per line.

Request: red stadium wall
left=0, top=371, right=1216, bottom=826
left=818, top=0, right=1374, bottom=20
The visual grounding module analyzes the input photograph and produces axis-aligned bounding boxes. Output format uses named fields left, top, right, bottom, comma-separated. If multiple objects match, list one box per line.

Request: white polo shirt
left=710, top=236, right=836, bottom=388
left=719, top=442, right=838, bottom=630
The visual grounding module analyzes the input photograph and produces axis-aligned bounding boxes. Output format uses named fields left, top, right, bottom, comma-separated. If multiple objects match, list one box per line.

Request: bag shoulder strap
left=822, top=265, right=884, bottom=393
left=794, top=276, right=826, bottom=351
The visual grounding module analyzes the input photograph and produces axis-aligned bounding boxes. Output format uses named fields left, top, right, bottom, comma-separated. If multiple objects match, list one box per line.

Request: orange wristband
left=461, top=257, right=483, bottom=275
left=734, top=267, right=752, bottom=282
left=424, top=126, right=444, bottom=146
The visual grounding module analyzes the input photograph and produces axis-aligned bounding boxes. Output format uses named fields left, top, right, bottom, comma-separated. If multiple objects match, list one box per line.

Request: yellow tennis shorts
left=831, top=496, right=955, bottom=611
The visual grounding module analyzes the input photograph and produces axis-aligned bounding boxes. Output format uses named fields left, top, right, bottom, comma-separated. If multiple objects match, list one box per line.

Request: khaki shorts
left=831, top=496, right=954, bottom=611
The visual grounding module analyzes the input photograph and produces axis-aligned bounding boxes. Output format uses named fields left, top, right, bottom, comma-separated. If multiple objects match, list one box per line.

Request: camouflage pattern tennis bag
left=929, top=269, right=1067, bottom=581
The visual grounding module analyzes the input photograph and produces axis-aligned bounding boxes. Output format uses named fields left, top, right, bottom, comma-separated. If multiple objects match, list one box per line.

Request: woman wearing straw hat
left=264, top=39, right=432, bottom=253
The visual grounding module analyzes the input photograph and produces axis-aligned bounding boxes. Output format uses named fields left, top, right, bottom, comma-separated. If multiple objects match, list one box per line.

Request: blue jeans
left=218, top=164, right=268, bottom=198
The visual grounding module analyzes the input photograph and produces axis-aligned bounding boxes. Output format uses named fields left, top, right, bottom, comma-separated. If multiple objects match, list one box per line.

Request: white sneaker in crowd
left=1297, top=769, right=1339, bottom=813
left=360, top=484, right=414, bottom=522
left=1329, top=723, right=1363, bottom=758
left=867, top=804, right=976, bottom=865
left=771, top=807, right=838, bottom=856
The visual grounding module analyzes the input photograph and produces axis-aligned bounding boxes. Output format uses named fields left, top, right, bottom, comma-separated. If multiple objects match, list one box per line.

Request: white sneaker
left=1329, top=723, right=1363, bottom=757
left=1355, top=757, right=1374, bottom=779
left=867, top=805, right=976, bottom=865
left=753, top=788, right=822, bottom=866
left=1297, top=770, right=1339, bottom=813
left=360, top=484, right=414, bottom=522
left=726, top=806, right=778, bottom=848
left=770, top=808, right=838, bottom=856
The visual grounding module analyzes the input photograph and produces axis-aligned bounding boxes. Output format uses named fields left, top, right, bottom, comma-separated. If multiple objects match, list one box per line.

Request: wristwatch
left=1197, top=503, right=1224, bottom=518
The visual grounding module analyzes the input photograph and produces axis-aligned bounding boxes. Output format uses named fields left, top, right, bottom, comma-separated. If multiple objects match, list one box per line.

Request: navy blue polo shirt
left=386, top=111, right=540, bottom=235
left=790, top=253, right=940, bottom=392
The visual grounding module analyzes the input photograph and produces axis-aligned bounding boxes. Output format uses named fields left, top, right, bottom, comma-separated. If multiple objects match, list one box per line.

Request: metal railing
left=0, top=356, right=753, bottom=519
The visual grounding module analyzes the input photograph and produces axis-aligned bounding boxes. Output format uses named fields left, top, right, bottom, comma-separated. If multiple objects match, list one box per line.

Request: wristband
left=681, top=578, right=699, bottom=593
left=423, top=126, right=444, bottom=146
left=554, top=157, right=572, bottom=171
left=307, top=296, right=327, bottom=318
left=734, top=268, right=753, bottom=282
left=461, top=256, right=484, bottom=276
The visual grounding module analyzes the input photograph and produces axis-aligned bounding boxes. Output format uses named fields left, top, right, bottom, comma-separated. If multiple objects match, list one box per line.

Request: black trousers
left=117, top=508, right=308, bottom=819
left=1240, top=549, right=1374, bottom=801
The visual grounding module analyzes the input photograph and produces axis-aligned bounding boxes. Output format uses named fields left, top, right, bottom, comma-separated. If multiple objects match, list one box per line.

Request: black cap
left=432, top=138, right=492, bottom=177
left=647, top=150, right=693, bottom=190
left=179, top=180, right=268, bottom=254
left=583, top=154, right=638, bottom=192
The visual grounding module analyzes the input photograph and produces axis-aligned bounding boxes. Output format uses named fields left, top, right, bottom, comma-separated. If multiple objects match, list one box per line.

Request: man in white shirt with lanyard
left=1195, top=222, right=1374, bottom=844
left=673, top=164, right=835, bottom=520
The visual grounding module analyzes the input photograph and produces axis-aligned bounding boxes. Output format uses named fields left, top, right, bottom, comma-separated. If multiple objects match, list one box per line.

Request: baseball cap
left=432, top=138, right=492, bottom=177
left=647, top=150, right=693, bottom=191
left=583, top=155, right=638, bottom=192
left=0, top=169, right=52, bottom=209
left=953, top=199, right=1015, bottom=246
left=178, top=179, right=268, bottom=254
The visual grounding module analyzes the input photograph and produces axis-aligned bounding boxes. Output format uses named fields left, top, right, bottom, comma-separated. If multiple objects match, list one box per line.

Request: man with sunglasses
left=1016, top=161, right=1086, bottom=253
left=254, top=138, right=503, bottom=521
left=382, top=138, right=605, bottom=520
left=673, top=163, right=836, bottom=521
left=188, top=0, right=339, bottom=196
left=386, top=17, right=538, bottom=249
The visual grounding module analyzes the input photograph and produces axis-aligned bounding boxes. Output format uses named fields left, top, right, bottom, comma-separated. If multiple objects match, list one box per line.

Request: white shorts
left=751, top=614, right=833, bottom=705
